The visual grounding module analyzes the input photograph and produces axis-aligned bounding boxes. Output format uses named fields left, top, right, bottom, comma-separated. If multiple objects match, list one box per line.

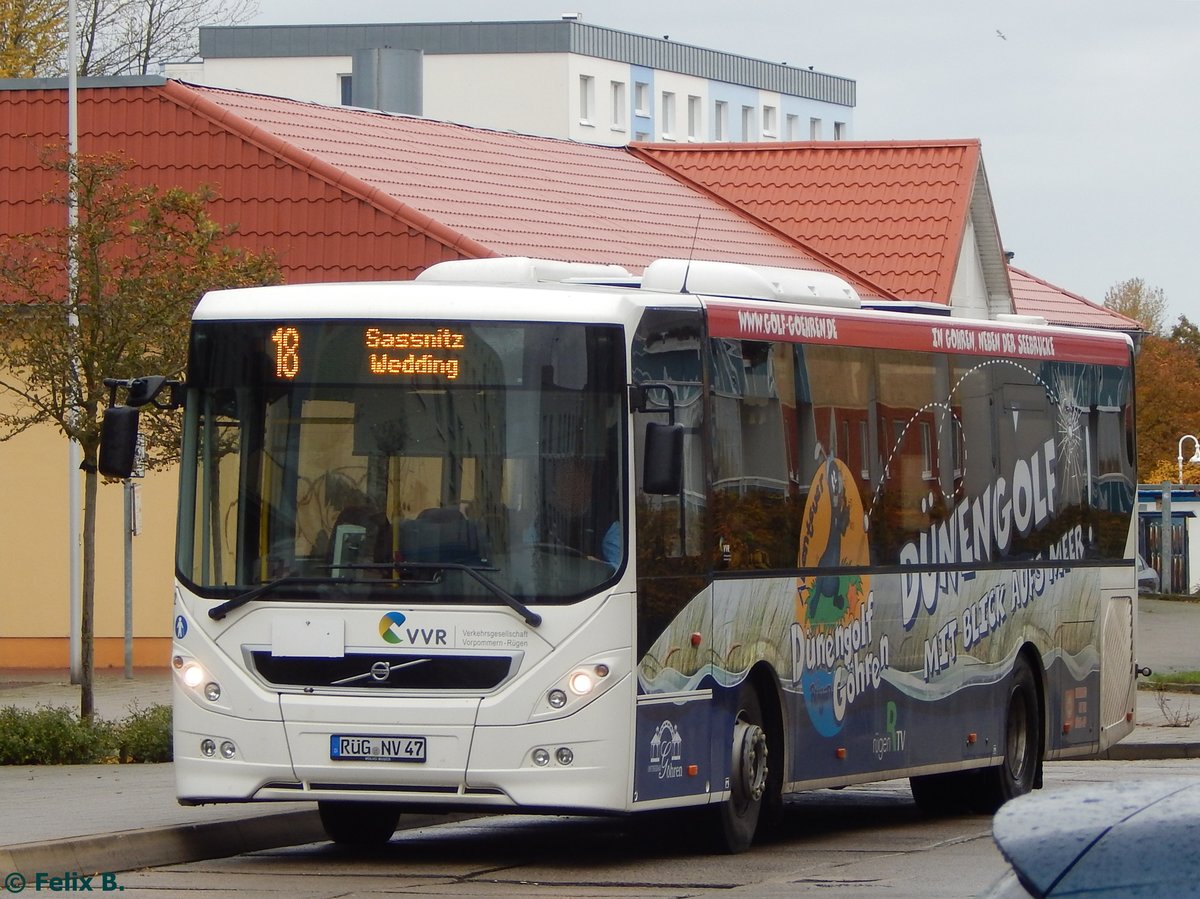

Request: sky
left=251, top=0, right=1200, bottom=326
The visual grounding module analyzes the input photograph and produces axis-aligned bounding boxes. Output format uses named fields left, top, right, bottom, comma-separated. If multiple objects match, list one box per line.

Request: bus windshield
left=177, top=319, right=626, bottom=605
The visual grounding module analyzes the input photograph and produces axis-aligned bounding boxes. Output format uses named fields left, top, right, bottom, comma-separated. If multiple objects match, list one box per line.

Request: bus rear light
left=835, top=747, right=847, bottom=759
left=967, top=732, right=977, bottom=744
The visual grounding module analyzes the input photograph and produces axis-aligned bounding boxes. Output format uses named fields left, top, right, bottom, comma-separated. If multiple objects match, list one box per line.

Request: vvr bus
left=100, top=257, right=1138, bottom=852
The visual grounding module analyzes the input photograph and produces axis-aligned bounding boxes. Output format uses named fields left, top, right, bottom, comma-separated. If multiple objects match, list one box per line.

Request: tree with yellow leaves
left=0, top=0, right=66, bottom=77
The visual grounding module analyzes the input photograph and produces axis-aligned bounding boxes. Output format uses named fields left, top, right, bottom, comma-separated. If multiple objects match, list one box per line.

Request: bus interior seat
left=400, top=507, right=486, bottom=563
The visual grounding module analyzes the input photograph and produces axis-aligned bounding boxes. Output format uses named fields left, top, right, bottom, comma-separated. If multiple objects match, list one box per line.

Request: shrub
left=116, top=702, right=173, bottom=763
left=0, top=705, right=115, bottom=765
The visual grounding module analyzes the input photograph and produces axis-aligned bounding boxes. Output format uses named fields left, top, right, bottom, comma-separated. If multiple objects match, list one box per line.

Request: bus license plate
left=330, top=734, right=427, bottom=762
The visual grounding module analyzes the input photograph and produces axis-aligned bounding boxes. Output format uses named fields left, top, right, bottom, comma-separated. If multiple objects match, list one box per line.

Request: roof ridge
left=160, top=80, right=496, bottom=259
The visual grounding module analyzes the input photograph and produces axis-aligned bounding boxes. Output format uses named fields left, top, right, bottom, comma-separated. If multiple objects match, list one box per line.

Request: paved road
left=1138, top=596, right=1200, bottom=675
left=88, top=759, right=1200, bottom=898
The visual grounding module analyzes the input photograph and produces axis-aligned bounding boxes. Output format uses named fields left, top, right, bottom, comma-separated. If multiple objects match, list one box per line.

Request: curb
left=0, top=809, right=478, bottom=877
left=1086, top=741, right=1200, bottom=762
left=0, top=810, right=325, bottom=877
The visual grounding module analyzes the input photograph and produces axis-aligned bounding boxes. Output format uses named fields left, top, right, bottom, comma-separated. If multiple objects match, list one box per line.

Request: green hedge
left=0, top=703, right=173, bottom=765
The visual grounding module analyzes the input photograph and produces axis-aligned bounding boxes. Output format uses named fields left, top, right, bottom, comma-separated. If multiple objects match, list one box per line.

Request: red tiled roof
left=1009, top=266, right=1141, bottom=331
left=176, top=83, right=888, bottom=297
left=2, top=84, right=469, bottom=285
left=1, top=80, right=889, bottom=299
left=633, top=140, right=983, bottom=304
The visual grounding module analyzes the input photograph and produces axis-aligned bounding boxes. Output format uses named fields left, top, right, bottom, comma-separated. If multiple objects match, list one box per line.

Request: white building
left=164, top=17, right=855, bottom=146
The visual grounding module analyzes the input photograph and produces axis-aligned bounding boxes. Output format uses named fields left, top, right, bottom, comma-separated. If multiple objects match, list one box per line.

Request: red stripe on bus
left=704, top=302, right=1131, bottom=367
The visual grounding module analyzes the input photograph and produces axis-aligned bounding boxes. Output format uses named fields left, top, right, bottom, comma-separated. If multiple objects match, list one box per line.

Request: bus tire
left=712, top=683, right=772, bottom=853
left=318, top=800, right=401, bottom=846
left=909, top=771, right=973, bottom=816
left=973, top=657, right=1041, bottom=813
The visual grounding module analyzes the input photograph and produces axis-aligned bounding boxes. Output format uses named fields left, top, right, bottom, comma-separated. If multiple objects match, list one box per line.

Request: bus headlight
left=203, top=682, right=222, bottom=702
left=547, top=689, right=568, bottom=709
left=182, top=663, right=205, bottom=688
left=568, top=670, right=595, bottom=696
left=200, top=739, right=216, bottom=757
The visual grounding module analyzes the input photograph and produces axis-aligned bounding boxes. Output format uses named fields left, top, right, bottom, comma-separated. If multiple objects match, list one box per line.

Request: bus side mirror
left=643, top=422, right=683, bottom=495
left=98, top=406, right=140, bottom=479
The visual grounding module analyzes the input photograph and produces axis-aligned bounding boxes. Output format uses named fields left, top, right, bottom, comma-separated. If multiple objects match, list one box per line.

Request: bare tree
left=1103, top=277, right=1169, bottom=336
left=75, top=0, right=257, bottom=75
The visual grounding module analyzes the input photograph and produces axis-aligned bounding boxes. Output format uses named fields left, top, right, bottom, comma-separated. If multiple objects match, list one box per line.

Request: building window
left=762, top=105, right=777, bottom=137
left=611, top=81, right=627, bottom=130
left=714, top=100, right=728, bottom=141
left=834, top=121, right=847, bottom=140
left=339, top=74, right=353, bottom=106
left=634, top=81, right=650, bottom=115
left=687, top=95, right=702, bottom=140
left=741, top=105, right=754, bottom=140
left=785, top=114, right=800, bottom=140
left=661, top=91, right=676, bottom=139
left=810, top=117, right=822, bottom=139
left=579, top=75, right=595, bottom=125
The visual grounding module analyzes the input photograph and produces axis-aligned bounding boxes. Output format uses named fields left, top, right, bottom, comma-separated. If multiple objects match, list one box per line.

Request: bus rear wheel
left=973, top=657, right=1041, bottom=813
left=712, top=684, right=773, bottom=853
left=318, top=800, right=401, bottom=846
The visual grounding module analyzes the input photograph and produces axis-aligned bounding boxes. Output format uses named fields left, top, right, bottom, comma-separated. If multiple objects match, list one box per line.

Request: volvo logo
left=331, top=656, right=431, bottom=687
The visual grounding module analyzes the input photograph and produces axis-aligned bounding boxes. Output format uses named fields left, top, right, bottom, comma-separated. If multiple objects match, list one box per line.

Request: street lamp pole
left=1178, top=434, right=1200, bottom=485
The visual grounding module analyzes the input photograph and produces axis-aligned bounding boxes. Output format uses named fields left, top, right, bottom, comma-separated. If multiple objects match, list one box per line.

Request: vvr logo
left=379, top=612, right=406, bottom=644
left=378, top=612, right=449, bottom=646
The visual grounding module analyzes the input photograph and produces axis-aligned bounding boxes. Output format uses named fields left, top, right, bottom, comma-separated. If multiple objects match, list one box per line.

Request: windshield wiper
left=207, top=564, right=542, bottom=628
left=374, top=561, right=542, bottom=627
left=208, top=575, right=345, bottom=620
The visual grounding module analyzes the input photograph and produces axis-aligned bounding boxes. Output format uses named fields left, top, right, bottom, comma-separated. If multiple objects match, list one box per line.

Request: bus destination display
left=269, top=324, right=467, bottom=382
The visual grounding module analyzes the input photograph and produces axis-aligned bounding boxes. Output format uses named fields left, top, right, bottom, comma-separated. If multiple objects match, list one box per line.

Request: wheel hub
left=732, top=720, right=768, bottom=803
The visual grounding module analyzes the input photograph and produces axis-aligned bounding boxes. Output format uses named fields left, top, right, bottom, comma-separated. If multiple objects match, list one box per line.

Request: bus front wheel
left=318, top=800, right=401, bottom=846
left=712, top=684, right=772, bottom=853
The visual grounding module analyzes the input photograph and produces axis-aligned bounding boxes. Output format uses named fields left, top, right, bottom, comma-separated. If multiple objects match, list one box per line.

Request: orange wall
left=0, top=407, right=178, bottom=669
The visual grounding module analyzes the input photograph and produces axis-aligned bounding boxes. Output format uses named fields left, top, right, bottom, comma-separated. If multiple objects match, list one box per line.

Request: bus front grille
left=249, top=651, right=514, bottom=690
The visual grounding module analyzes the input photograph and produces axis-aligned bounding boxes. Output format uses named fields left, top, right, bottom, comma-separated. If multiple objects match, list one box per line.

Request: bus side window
left=632, top=308, right=706, bottom=565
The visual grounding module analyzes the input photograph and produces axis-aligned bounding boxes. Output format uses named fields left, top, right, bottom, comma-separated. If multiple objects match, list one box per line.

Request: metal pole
left=124, top=479, right=134, bottom=679
left=67, top=0, right=82, bottom=684
left=1161, top=482, right=1173, bottom=595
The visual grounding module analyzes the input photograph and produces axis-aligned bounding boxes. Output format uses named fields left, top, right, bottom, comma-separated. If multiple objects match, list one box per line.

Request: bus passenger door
left=631, top=307, right=714, bottom=804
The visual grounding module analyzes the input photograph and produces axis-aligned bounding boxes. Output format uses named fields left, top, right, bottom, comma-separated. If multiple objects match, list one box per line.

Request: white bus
left=101, top=257, right=1139, bottom=852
